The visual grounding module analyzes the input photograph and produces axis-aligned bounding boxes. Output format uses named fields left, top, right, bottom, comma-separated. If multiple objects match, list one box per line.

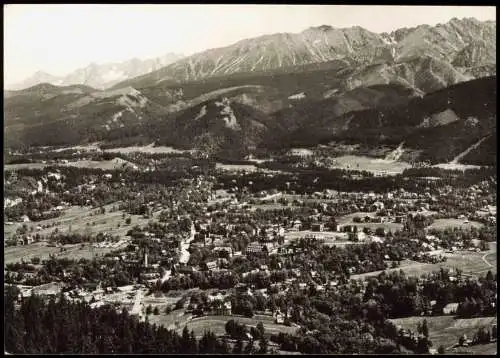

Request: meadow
left=337, top=212, right=404, bottom=231
left=426, top=219, right=484, bottom=231
left=351, top=245, right=497, bottom=281
left=4, top=202, right=163, bottom=264
left=181, top=315, right=299, bottom=338
left=389, top=315, right=496, bottom=353
left=326, top=155, right=412, bottom=175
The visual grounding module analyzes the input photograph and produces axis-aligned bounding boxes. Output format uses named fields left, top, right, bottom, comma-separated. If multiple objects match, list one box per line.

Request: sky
left=4, top=4, right=496, bottom=84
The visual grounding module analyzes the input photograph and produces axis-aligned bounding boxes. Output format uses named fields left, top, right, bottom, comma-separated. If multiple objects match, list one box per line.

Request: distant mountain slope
left=148, top=97, right=271, bottom=158
left=268, top=83, right=420, bottom=136
left=4, top=84, right=170, bottom=149
left=3, top=18, right=496, bottom=166
left=113, top=17, right=495, bottom=92
left=5, top=83, right=98, bottom=100
left=5, top=83, right=100, bottom=131
left=275, top=76, right=496, bottom=164
left=6, top=53, right=184, bottom=90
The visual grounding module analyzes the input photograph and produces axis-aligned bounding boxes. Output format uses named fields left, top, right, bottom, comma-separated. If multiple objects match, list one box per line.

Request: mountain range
left=4, top=17, right=497, bottom=166
left=6, top=53, right=184, bottom=90
left=112, top=17, right=495, bottom=91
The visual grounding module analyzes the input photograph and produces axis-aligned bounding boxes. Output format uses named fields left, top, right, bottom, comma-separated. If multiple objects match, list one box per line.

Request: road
left=131, top=289, right=143, bottom=316
left=179, top=222, right=196, bottom=264
left=260, top=193, right=282, bottom=201
left=481, top=242, right=496, bottom=268
left=482, top=253, right=494, bottom=268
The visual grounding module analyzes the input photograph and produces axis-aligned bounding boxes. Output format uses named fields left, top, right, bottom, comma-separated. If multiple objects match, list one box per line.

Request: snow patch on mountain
left=102, top=69, right=126, bottom=82
left=323, top=88, right=340, bottom=98
left=7, top=53, right=184, bottom=90
left=66, top=86, right=145, bottom=109
left=116, top=88, right=148, bottom=112
left=288, top=92, right=306, bottom=100
left=194, top=105, right=207, bottom=121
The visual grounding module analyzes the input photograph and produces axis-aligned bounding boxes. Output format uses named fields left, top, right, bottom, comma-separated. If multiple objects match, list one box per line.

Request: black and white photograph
left=4, top=4, right=497, bottom=355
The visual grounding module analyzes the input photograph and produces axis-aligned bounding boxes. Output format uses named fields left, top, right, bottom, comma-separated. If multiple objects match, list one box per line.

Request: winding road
left=481, top=242, right=496, bottom=268
left=179, top=222, right=196, bottom=264
left=482, top=253, right=494, bottom=268
left=131, top=289, right=142, bottom=316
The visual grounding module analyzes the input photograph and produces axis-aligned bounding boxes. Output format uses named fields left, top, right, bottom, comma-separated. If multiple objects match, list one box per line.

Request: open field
left=52, top=144, right=101, bottom=152
left=147, top=309, right=192, bottom=330
left=5, top=202, right=163, bottom=239
left=4, top=202, right=164, bottom=264
left=4, top=163, right=51, bottom=171
left=337, top=212, right=404, bottom=231
left=344, top=221, right=403, bottom=232
left=181, top=315, right=299, bottom=338
left=441, top=249, right=496, bottom=275
left=5, top=158, right=138, bottom=172
left=285, top=231, right=373, bottom=247
left=215, top=163, right=282, bottom=174
left=4, top=241, right=128, bottom=265
left=337, top=212, right=377, bottom=224
left=326, top=155, right=412, bottom=175
left=350, top=260, right=440, bottom=280
left=426, top=219, right=484, bottom=231
left=4, top=242, right=61, bottom=265
left=216, top=163, right=261, bottom=172
left=389, top=315, right=496, bottom=353
left=103, top=144, right=188, bottom=154
left=451, top=342, right=497, bottom=355
left=252, top=203, right=290, bottom=211
left=142, top=293, right=183, bottom=307
left=57, top=242, right=128, bottom=261
left=432, top=163, right=482, bottom=171
left=351, top=245, right=497, bottom=280
left=285, top=230, right=349, bottom=241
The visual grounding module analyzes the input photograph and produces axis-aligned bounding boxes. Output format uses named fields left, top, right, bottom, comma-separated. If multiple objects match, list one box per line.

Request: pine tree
left=181, top=326, right=191, bottom=353
left=189, top=330, right=198, bottom=354
left=199, top=330, right=217, bottom=354
left=216, top=337, right=230, bottom=354
left=4, top=287, right=25, bottom=354
left=417, top=322, right=422, bottom=335
left=233, top=339, right=244, bottom=354
left=256, top=321, right=265, bottom=340
left=244, top=340, right=255, bottom=354
left=422, top=319, right=429, bottom=338
left=259, top=335, right=269, bottom=354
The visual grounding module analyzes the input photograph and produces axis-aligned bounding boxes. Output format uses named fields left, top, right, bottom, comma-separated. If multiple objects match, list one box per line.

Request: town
left=4, top=5, right=497, bottom=355
left=4, top=147, right=497, bottom=354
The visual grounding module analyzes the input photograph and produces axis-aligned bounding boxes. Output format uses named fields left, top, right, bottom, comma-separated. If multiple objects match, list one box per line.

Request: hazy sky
left=4, top=4, right=496, bottom=84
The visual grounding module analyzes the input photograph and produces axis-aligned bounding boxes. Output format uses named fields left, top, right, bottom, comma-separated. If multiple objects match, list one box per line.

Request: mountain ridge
left=6, top=53, right=185, bottom=91
left=111, top=17, right=495, bottom=90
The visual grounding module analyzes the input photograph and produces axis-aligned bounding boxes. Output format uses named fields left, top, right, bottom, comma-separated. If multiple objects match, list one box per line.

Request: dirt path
left=482, top=253, right=494, bottom=268
left=450, top=135, right=491, bottom=164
